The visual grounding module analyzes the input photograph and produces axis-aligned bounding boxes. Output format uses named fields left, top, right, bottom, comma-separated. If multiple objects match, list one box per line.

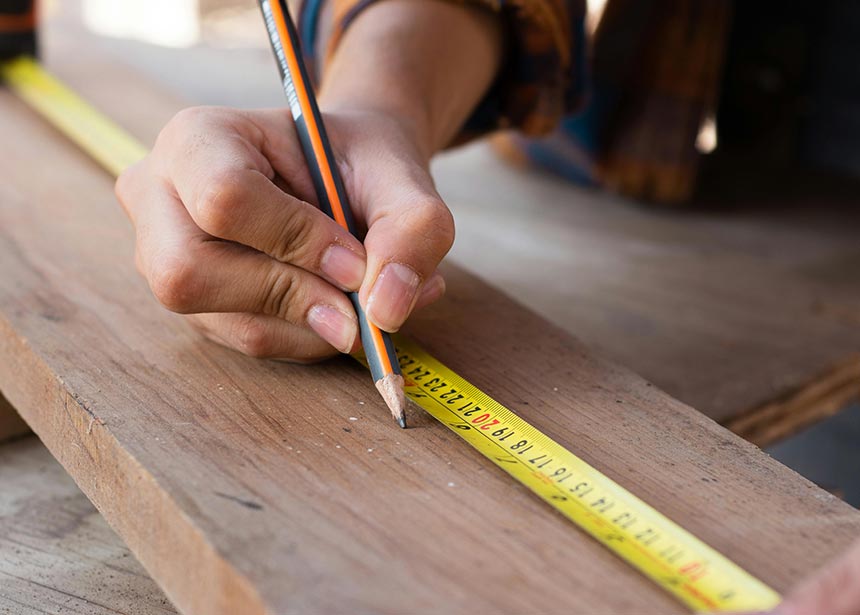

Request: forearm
left=318, top=0, right=504, bottom=159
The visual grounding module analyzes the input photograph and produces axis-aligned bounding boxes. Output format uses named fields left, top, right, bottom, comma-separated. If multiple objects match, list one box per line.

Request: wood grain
left=441, top=137, right=860, bottom=442
left=0, top=436, right=177, bottom=615
left=726, top=356, right=860, bottom=447
left=1, top=51, right=859, bottom=615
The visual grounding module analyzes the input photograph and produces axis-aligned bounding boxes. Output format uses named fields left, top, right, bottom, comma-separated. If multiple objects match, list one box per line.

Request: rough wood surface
left=438, top=140, right=860, bottom=441
left=0, top=436, right=177, bottom=615
left=0, top=392, right=29, bottom=442
left=1, top=50, right=860, bottom=615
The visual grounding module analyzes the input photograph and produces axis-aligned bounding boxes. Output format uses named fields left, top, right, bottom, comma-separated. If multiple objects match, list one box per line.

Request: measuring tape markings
left=394, top=335, right=778, bottom=612
left=1, top=55, right=781, bottom=613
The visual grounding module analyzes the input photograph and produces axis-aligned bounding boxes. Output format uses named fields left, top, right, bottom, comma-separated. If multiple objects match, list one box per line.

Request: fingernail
left=367, top=262, right=420, bottom=331
left=321, top=245, right=365, bottom=290
left=307, top=304, right=356, bottom=353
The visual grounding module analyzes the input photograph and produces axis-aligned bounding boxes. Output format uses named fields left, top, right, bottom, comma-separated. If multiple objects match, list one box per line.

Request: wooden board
left=437, top=141, right=860, bottom=444
left=1, top=52, right=860, bottom=615
left=0, top=436, right=176, bottom=614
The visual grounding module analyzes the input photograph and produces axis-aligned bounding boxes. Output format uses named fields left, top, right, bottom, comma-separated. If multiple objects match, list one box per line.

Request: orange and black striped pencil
left=258, top=0, right=407, bottom=427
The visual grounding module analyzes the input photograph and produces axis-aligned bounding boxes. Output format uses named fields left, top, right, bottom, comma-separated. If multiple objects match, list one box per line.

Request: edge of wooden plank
left=0, top=312, right=272, bottom=615
left=726, top=355, right=860, bottom=447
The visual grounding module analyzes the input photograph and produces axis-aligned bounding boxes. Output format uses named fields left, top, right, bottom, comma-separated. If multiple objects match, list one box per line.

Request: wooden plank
left=1, top=55, right=859, bottom=615
left=0, top=436, right=176, bottom=614
left=439, top=139, right=860, bottom=442
left=725, top=357, right=860, bottom=446
left=0, top=392, right=29, bottom=441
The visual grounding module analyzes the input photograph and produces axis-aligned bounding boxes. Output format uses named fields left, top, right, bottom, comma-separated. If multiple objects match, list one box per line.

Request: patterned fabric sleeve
left=296, top=0, right=586, bottom=141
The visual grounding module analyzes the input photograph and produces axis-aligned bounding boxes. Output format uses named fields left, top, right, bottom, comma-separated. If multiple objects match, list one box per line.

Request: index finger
left=158, top=107, right=367, bottom=291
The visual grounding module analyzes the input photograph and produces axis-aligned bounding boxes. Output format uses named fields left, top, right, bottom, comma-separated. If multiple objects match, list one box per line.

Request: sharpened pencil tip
left=376, top=374, right=407, bottom=428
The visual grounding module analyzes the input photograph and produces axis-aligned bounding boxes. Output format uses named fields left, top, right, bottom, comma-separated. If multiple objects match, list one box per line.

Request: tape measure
left=0, top=57, right=146, bottom=176
left=1, top=56, right=781, bottom=613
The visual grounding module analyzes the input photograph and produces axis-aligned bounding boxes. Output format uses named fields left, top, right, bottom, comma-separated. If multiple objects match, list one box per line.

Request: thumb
left=356, top=160, right=455, bottom=332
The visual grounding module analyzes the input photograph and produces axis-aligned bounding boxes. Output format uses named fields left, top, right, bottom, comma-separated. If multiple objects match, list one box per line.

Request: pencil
left=258, top=0, right=407, bottom=428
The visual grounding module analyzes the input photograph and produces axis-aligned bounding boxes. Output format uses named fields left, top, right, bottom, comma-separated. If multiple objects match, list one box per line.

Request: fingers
left=357, top=165, right=455, bottom=331
left=118, top=172, right=360, bottom=355
left=157, top=109, right=367, bottom=292
left=187, top=312, right=340, bottom=363
left=191, top=167, right=366, bottom=291
left=117, top=106, right=452, bottom=362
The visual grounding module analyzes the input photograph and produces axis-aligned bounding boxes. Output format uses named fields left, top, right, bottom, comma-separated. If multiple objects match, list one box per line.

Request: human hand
left=116, top=106, right=451, bottom=362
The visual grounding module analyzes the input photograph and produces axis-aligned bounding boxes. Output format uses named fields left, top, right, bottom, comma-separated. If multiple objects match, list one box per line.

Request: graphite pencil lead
left=376, top=373, right=407, bottom=428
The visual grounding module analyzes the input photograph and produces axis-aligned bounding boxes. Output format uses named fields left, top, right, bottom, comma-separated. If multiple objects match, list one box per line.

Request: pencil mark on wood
left=213, top=491, right=264, bottom=511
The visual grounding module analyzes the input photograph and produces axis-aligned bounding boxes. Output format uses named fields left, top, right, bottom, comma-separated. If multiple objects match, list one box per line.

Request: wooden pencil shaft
left=258, top=0, right=400, bottom=385
left=259, top=0, right=357, bottom=235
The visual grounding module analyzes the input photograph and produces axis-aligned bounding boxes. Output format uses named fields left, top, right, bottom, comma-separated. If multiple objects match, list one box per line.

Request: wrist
left=318, top=96, right=435, bottom=164
left=317, top=0, right=502, bottom=155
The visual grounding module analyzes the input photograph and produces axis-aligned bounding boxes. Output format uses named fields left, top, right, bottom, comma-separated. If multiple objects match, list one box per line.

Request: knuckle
left=432, top=202, right=456, bottom=251
left=167, top=106, right=211, bottom=132
left=262, top=268, right=299, bottom=320
left=157, top=107, right=204, bottom=149
left=234, top=318, right=274, bottom=358
left=114, top=161, right=146, bottom=215
left=114, top=165, right=135, bottom=202
left=271, top=209, right=316, bottom=263
left=195, top=169, right=245, bottom=237
left=148, top=249, right=201, bottom=313
left=408, top=198, right=456, bottom=255
left=156, top=107, right=226, bottom=162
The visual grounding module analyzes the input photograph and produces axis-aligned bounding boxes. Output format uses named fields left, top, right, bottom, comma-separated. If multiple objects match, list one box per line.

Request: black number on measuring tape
left=570, top=482, right=593, bottom=497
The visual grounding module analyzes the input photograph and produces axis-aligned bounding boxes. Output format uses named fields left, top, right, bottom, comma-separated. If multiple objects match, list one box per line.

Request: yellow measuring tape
left=0, top=57, right=147, bottom=177
left=2, top=56, right=781, bottom=613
